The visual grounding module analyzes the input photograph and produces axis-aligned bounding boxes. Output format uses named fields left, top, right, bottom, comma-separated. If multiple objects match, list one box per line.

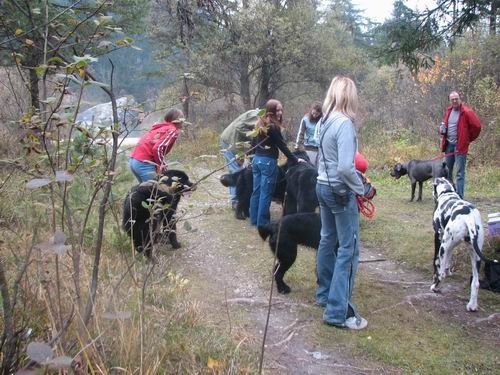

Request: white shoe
left=345, top=316, right=368, bottom=330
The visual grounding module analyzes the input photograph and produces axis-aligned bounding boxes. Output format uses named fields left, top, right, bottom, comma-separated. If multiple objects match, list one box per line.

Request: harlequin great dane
left=430, top=177, right=498, bottom=311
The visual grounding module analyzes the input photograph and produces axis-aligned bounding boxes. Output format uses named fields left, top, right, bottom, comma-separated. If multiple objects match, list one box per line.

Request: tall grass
left=0, top=132, right=258, bottom=372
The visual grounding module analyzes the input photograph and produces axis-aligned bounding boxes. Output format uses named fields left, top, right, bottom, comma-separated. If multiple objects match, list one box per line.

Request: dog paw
left=466, top=302, right=478, bottom=312
left=430, top=284, right=440, bottom=293
left=171, top=242, right=181, bottom=250
left=277, top=285, right=291, bottom=294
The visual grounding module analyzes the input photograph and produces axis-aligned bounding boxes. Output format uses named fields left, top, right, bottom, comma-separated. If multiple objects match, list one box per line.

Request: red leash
left=431, top=151, right=458, bottom=160
left=356, top=195, right=376, bottom=219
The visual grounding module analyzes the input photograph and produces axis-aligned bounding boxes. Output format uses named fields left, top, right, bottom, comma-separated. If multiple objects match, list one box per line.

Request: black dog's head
left=436, top=161, right=450, bottom=179
left=432, top=177, right=456, bottom=201
left=219, top=167, right=249, bottom=188
left=390, top=163, right=407, bottom=179
left=292, top=150, right=311, bottom=163
left=158, top=169, right=194, bottom=194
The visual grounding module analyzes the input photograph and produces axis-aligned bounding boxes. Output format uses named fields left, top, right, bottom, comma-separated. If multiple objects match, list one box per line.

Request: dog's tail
left=467, top=210, right=499, bottom=264
left=257, top=223, right=275, bottom=241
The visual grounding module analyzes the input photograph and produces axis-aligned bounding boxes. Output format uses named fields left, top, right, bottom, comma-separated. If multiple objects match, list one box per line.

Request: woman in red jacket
left=129, top=108, right=184, bottom=182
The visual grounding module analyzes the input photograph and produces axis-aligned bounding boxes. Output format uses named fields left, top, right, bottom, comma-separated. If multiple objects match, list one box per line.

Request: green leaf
left=47, top=56, right=65, bottom=65
left=72, top=54, right=98, bottom=64
left=33, top=65, right=48, bottom=77
left=257, top=108, right=267, bottom=117
left=141, top=201, right=151, bottom=209
left=86, top=80, right=110, bottom=88
left=97, top=15, right=113, bottom=25
left=246, top=127, right=263, bottom=138
left=116, top=37, right=134, bottom=46
left=41, top=96, right=57, bottom=105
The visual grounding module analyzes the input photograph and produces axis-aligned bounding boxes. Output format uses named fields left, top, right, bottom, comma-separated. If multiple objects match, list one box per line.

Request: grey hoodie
left=317, top=112, right=364, bottom=196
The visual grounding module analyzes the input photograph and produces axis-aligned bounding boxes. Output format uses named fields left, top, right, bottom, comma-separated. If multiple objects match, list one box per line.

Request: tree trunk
left=490, top=0, right=499, bottom=35
left=239, top=52, right=251, bottom=109
left=182, top=72, right=190, bottom=118
left=28, top=64, right=40, bottom=110
left=0, top=259, right=17, bottom=373
left=258, top=59, right=271, bottom=107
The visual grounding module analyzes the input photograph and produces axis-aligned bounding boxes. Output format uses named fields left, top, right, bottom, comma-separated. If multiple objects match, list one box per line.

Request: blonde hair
left=321, top=76, right=358, bottom=120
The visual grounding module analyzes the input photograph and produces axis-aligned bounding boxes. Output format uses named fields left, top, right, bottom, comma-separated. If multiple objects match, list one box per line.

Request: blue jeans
left=129, top=158, right=157, bottom=183
left=315, top=183, right=361, bottom=325
left=444, top=143, right=467, bottom=198
left=250, top=155, right=277, bottom=226
left=221, top=142, right=243, bottom=205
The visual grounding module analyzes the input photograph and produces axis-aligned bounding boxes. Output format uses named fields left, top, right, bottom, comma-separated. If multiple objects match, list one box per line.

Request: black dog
left=480, top=261, right=500, bottom=293
left=283, top=161, right=318, bottom=215
left=220, top=165, right=286, bottom=220
left=390, top=160, right=448, bottom=201
left=258, top=213, right=320, bottom=294
left=220, top=151, right=312, bottom=219
left=122, top=170, right=194, bottom=255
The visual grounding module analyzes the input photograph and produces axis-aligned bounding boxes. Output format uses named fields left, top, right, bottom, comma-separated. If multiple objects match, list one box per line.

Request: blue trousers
left=250, top=155, right=277, bottom=226
left=315, top=183, right=360, bottom=325
left=221, top=142, right=243, bottom=205
left=129, top=158, right=156, bottom=183
left=444, top=143, right=467, bottom=198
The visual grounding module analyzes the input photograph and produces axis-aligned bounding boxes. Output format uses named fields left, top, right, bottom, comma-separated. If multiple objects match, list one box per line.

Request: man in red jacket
left=129, top=108, right=184, bottom=182
left=439, top=91, right=481, bottom=198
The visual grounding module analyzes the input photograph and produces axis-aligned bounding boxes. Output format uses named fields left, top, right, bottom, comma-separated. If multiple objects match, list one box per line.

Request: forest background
left=0, top=0, right=498, bottom=373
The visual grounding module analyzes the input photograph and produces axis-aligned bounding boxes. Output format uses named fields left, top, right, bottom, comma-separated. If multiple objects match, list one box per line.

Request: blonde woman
left=315, top=76, right=367, bottom=330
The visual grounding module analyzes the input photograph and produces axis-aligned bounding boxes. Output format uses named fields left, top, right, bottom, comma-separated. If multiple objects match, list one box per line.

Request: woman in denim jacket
left=250, top=99, right=302, bottom=226
left=294, top=102, right=322, bottom=166
left=315, top=77, right=367, bottom=330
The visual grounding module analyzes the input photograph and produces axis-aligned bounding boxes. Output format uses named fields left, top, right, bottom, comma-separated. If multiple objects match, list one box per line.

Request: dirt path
left=160, top=166, right=499, bottom=374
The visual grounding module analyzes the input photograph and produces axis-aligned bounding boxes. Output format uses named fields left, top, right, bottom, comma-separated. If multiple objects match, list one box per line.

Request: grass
left=0, top=148, right=259, bottom=373
left=1, top=132, right=498, bottom=373
left=197, top=152, right=500, bottom=374
left=282, top=165, right=500, bottom=374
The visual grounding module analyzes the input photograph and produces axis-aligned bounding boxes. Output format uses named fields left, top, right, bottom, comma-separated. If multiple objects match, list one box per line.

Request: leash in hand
left=356, top=195, right=376, bottom=219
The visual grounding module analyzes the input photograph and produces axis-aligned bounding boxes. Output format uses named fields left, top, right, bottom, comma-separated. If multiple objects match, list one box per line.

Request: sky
left=352, top=0, right=436, bottom=23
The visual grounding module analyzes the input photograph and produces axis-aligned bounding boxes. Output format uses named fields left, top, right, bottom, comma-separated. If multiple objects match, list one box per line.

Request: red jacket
left=131, top=122, right=180, bottom=166
left=440, top=103, right=481, bottom=154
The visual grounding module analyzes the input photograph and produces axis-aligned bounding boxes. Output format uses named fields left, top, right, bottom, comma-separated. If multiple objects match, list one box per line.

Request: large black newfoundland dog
left=220, top=165, right=286, bottom=220
left=220, top=151, right=316, bottom=219
left=122, top=170, right=194, bottom=256
left=283, top=160, right=318, bottom=215
left=258, top=212, right=320, bottom=294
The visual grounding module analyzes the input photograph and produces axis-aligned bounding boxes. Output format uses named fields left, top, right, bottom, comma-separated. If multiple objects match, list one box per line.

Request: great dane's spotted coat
left=430, top=177, right=498, bottom=311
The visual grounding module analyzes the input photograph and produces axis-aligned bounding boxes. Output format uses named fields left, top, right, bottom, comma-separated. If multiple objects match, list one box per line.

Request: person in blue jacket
left=315, top=76, right=367, bottom=330
left=295, top=102, right=322, bottom=166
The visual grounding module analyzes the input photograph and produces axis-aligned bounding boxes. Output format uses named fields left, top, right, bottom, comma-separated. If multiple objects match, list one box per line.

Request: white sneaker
left=345, top=316, right=368, bottom=330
